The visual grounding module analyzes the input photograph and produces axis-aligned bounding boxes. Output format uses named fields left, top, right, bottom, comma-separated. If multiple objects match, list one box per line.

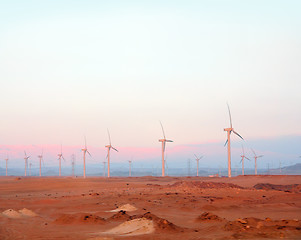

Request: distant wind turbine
left=159, top=122, right=173, bottom=177
left=224, top=104, right=244, bottom=177
left=240, top=146, right=250, bottom=175
left=194, top=154, right=203, bottom=177
left=81, top=137, right=91, bottom=178
left=128, top=160, right=132, bottom=177
left=251, top=149, right=263, bottom=175
left=29, top=162, right=32, bottom=176
left=102, top=161, right=106, bottom=177
left=71, top=154, right=75, bottom=177
left=58, top=145, right=65, bottom=177
left=24, top=151, right=30, bottom=176
left=5, top=155, right=9, bottom=176
left=105, top=129, right=118, bottom=178
left=37, top=149, right=44, bottom=177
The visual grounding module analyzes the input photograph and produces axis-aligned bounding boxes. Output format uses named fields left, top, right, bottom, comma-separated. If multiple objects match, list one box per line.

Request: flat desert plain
left=0, top=175, right=301, bottom=239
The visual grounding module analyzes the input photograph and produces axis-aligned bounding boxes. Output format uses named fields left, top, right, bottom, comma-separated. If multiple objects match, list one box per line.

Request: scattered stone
left=253, top=183, right=301, bottom=193
left=170, top=181, right=244, bottom=189
left=196, top=212, right=224, bottom=222
left=109, top=204, right=137, bottom=212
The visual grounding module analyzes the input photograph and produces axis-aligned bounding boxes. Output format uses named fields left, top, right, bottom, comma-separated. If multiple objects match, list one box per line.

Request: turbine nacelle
left=159, top=139, right=173, bottom=142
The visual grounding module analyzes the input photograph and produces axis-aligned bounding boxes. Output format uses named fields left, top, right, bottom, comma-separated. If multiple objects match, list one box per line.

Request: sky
left=0, top=1, right=300, bottom=172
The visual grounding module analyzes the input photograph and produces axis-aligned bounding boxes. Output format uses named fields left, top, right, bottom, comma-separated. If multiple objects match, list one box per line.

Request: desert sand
left=0, top=175, right=300, bottom=239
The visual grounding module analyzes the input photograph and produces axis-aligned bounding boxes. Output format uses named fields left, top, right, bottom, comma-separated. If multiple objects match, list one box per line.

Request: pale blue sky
left=0, top=1, right=300, bottom=168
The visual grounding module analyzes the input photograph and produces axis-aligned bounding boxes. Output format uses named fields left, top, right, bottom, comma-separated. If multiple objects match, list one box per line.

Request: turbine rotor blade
left=258, top=155, right=264, bottom=158
left=245, top=157, right=250, bottom=161
left=227, top=103, right=232, bottom=128
left=233, top=130, right=244, bottom=140
left=224, top=139, right=228, bottom=147
left=107, top=129, right=111, bottom=145
left=251, top=148, right=256, bottom=157
left=160, top=121, right=166, bottom=139
left=163, top=141, right=166, bottom=153
left=112, top=147, right=118, bottom=152
left=87, top=150, right=92, bottom=157
left=194, top=154, right=198, bottom=159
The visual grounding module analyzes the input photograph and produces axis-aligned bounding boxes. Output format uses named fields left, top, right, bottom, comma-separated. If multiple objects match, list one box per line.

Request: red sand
left=0, top=175, right=300, bottom=239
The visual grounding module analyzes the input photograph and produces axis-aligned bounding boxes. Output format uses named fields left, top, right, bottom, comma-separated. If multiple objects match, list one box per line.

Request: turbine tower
left=251, top=149, right=263, bottom=175
left=102, top=161, right=106, bottom=177
left=5, top=155, right=9, bottom=176
left=128, top=160, right=132, bottom=177
left=105, top=129, right=118, bottom=178
left=37, top=149, right=44, bottom=177
left=194, top=154, right=203, bottom=177
left=24, top=151, right=30, bottom=176
left=71, top=154, right=75, bottom=177
left=58, top=145, right=65, bottom=177
left=81, top=137, right=91, bottom=178
left=29, top=162, right=32, bottom=176
left=240, top=146, right=250, bottom=175
left=159, top=122, right=173, bottom=177
left=224, top=104, right=244, bottom=178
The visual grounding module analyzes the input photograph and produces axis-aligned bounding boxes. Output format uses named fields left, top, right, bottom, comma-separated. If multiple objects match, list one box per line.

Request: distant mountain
left=267, top=163, right=301, bottom=175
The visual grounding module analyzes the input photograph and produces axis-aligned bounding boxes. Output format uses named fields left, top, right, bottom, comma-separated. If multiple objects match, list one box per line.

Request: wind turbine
left=102, top=161, right=106, bottom=177
left=71, top=154, right=75, bottom=177
left=128, top=160, right=132, bottom=177
left=194, top=154, right=203, bottom=177
left=4, top=155, right=9, bottom=176
left=251, top=149, right=263, bottom=175
left=159, top=122, right=173, bottom=177
left=224, top=104, right=244, bottom=177
left=37, top=149, right=44, bottom=177
left=29, top=162, right=32, bottom=176
left=58, top=145, right=65, bottom=177
left=105, top=129, right=118, bottom=178
left=81, top=137, right=91, bottom=178
left=24, top=151, right=30, bottom=176
left=240, top=146, right=250, bottom=175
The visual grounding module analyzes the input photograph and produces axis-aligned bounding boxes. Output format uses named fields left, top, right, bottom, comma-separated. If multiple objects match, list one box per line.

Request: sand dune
left=102, top=218, right=154, bottom=236
left=108, top=203, right=137, bottom=212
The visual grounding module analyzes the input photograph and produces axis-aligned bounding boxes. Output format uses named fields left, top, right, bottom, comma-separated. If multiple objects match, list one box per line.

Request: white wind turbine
left=105, top=129, right=118, bottom=178
left=251, top=149, right=263, bottom=175
left=81, top=137, right=91, bottom=178
left=240, top=146, right=250, bottom=175
left=4, top=155, right=9, bottom=176
left=194, top=154, right=203, bottom=177
left=102, top=161, right=106, bottom=177
left=57, top=145, right=65, bottom=177
left=159, top=122, right=173, bottom=177
left=71, top=154, right=75, bottom=177
left=29, top=162, right=32, bottom=176
left=128, top=160, right=132, bottom=177
left=37, top=149, right=44, bottom=177
left=24, top=151, right=30, bottom=176
left=224, top=104, right=244, bottom=177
